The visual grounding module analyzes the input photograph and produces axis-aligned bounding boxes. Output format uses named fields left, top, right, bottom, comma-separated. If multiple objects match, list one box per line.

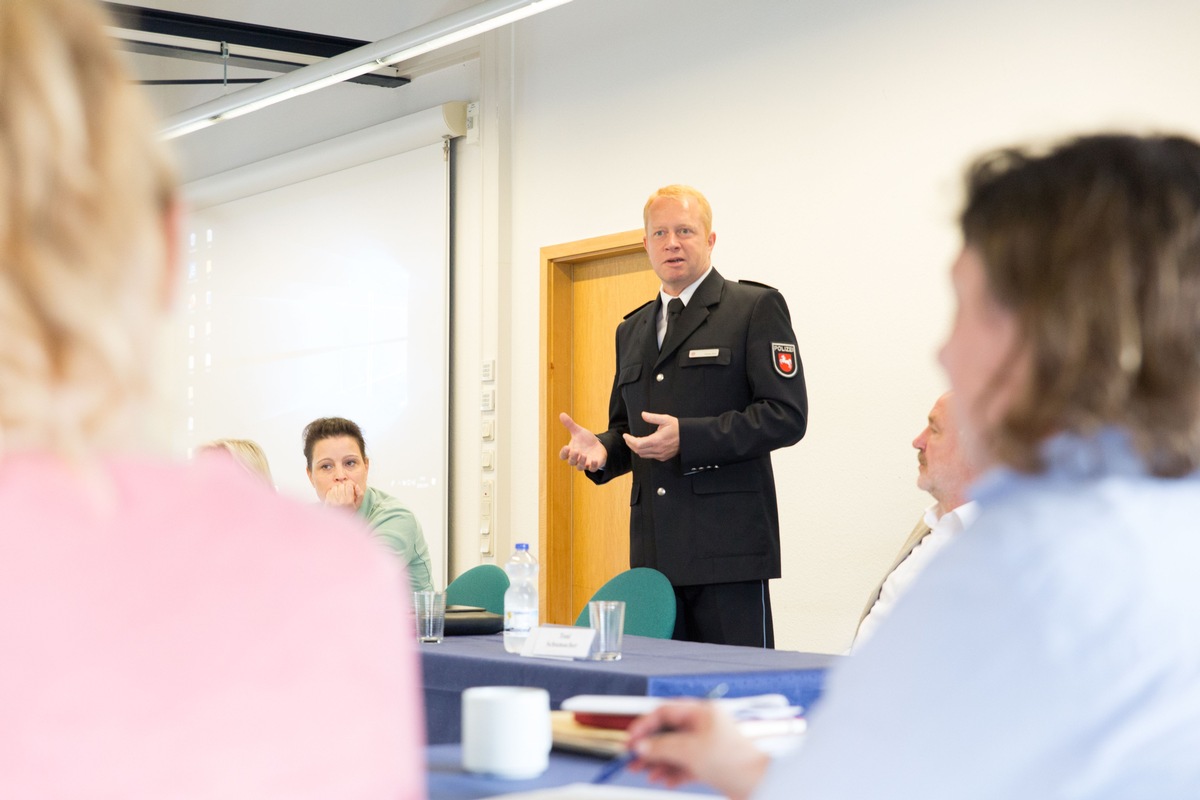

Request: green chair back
left=573, top=567, right=676, bottom=639
left=445, top=564, right=509, bottom=616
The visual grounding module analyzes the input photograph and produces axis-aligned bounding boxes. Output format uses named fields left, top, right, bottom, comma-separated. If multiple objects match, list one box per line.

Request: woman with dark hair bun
left=303, top=416, right=434, bottom=593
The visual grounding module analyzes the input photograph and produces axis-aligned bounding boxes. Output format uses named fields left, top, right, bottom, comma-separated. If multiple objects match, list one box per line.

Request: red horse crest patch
left=772, top=343, right=798, bottom=378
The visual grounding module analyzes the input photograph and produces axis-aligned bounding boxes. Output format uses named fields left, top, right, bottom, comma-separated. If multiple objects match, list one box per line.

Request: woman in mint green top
left=303, top=417, right=434, bottom=593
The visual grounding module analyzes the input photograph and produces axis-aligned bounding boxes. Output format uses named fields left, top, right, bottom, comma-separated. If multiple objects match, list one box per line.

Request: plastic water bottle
left=503, top=543, right=539, bottom=653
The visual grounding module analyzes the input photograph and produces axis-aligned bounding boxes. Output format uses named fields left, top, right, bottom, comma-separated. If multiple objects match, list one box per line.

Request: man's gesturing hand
left=623, top=411, right=680, bottom=462
left=558, top=412, right=608, bottom=472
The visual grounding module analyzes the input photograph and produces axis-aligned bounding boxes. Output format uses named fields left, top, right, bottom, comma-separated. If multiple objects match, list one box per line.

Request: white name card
left=521, top=625, right=596, bottom=660
left=689, top=348, right=720, bottom=358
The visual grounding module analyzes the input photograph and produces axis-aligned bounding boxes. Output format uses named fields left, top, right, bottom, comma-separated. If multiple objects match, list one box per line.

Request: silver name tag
left=689, top=348, right=720, bottom=358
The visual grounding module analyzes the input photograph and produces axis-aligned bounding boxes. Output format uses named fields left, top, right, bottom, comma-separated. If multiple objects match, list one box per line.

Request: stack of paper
left=553, top=694, right=806, bottom=758
left=480, top=785, right=712, bottom=799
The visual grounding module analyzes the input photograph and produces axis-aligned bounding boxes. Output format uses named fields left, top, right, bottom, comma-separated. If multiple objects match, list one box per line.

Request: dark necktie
left=662, top=297, right=684, bottom=351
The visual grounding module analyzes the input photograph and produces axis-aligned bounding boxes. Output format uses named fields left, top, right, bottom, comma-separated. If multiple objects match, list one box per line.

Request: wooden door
left=540, top=231, right=659, bottom=624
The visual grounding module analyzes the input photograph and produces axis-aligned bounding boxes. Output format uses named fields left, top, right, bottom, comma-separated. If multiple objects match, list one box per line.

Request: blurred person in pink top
left=0, top=1, right=425, bottom=797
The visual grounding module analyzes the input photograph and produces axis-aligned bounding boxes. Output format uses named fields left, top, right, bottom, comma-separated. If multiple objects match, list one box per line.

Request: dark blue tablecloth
left=427, top=743, right=718, bottom=799
left=421, top=633, right=838, bottom=744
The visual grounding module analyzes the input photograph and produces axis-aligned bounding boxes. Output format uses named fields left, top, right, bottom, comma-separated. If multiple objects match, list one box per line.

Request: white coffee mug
left=461, top=686, right=552, bottom=779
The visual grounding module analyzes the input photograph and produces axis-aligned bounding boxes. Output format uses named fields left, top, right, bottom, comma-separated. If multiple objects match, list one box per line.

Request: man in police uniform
left=559, top=185, right=808, bottom=647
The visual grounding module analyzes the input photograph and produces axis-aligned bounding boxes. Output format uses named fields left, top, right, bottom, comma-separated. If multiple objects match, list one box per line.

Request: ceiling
left=107, top=0, right=485, bottom=179
left=110, top=1, right=480, bottom=114
left=106, top=2, right=411, bottom=93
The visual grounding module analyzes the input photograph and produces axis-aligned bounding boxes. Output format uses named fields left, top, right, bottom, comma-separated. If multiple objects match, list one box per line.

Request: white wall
left=482, top=0, right=1200, bottom=653
left=449, top=32, right=515, bottom=579
left=164, top=142, right=452, bottom=587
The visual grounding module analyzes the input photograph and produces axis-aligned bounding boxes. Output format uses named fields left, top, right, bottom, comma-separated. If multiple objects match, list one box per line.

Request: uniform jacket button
left=656, top=487, right=666, bottom=496
left=656, top=373, right=664, bottom=382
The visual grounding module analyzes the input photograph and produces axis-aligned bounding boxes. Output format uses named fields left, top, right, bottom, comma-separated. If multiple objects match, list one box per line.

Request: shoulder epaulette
left=623, top=298, right=656, bottom=319
left=738, top=279, right=778, bottom=291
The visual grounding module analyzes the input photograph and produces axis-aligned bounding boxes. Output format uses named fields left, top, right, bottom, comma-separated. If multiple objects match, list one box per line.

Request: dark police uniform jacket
left=588, top=268, right=808, bottom=587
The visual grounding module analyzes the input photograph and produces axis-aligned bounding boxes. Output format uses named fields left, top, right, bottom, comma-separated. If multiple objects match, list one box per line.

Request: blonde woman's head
left=199, top=439, right=275, bottom=485
left=0, top=0, right=177, bottom=457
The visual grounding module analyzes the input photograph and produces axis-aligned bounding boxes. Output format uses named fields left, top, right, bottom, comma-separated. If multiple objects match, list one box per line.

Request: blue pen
left=591, top=750, right=637, bottom=785
left=591, top=684, right=727, bottom=785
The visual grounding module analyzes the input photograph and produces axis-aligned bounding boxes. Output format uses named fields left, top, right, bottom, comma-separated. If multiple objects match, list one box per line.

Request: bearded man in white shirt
left=853, top=392, right=979, bottom=649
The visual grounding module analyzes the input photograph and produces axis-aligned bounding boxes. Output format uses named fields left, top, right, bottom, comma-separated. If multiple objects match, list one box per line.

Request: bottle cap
left=516, top=543, right=529, bottom=551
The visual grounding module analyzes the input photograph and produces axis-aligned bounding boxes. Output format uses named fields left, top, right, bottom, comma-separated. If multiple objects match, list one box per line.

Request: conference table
left=427, top=743, right=719, bottom=799
left=421, top=632, right=839, bottom=744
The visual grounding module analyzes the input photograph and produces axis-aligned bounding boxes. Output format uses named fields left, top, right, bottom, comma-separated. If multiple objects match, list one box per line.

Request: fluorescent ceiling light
left=159, top=0, right=575, bottom=140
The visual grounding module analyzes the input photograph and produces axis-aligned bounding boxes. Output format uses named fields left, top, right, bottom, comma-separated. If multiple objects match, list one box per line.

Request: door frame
left=539, top=229, right=645, bottom=624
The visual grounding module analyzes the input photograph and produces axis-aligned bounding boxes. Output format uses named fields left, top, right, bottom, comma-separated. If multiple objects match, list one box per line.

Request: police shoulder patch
left=771, top=342, right=798, bottom=378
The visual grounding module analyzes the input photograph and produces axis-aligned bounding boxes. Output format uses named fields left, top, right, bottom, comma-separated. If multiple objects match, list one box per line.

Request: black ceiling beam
left=102, top=2, right=369, bottom=58
left=122, top=38, right=310, bottom=73
left=143, top=78, right=266, bottom=86
left=120, top=38, right=407, bottom=89
left=102, top=3, right=408, bottom=89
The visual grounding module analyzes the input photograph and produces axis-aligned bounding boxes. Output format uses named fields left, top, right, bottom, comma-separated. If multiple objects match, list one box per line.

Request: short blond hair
left=643, top=185, right=713, bottom=235
left=199, top=439, right=274, bottom=484
left=0, top=0, right=176, bottom=456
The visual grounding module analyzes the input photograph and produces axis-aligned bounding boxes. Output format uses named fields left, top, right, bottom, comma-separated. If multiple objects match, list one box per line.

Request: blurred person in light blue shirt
left=627, top=133, right=1200, bottom=800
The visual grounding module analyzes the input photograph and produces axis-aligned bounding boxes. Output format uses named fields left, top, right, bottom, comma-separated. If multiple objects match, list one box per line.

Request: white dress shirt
left=854, top=500, right=979, bottom=648
left=655, top=265, right=712, bottom=348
